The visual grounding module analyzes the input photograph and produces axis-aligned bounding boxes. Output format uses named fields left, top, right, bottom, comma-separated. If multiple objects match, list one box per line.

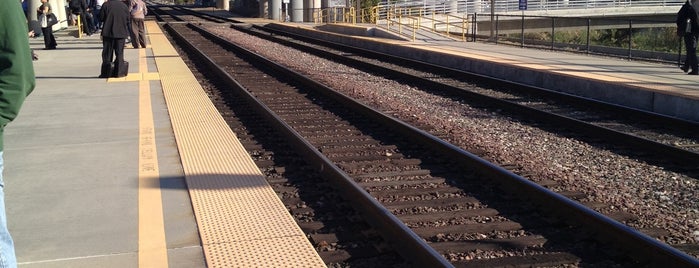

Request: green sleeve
left=0, top=1, right=35, bottom=129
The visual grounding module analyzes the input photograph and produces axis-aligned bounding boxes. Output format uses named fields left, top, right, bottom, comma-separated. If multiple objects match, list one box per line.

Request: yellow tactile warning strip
left=107, top=71, right=160, bottom=82
left=137, top=47, right=169, bottom=268
left=145, top=21, right=326, bottom=268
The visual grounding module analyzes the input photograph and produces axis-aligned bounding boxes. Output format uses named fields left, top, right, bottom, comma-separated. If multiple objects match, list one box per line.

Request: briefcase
left=112, top=61, right=129, bottom=78
left=99, top=62, right=114, bottom=78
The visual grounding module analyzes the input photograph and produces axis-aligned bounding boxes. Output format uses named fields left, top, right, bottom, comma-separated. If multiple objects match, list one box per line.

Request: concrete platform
left=7, top=27, right=205, bottom=267
left=6, top=20, right=325, bottom=268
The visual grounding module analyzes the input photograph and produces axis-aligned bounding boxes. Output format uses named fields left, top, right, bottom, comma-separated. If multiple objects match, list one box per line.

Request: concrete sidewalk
left=5, top=26, right=204, bottom=267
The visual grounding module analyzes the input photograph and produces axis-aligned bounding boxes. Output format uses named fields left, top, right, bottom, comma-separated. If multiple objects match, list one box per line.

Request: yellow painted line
left=107, top=72, right=160, bottom=82
left=106, top=48, right=160, bottom=83
left=137, top=47, right=169, bottom=268
left=553, top=70, right=634, bottom=83
left=146, top=21, right=326, bottom=267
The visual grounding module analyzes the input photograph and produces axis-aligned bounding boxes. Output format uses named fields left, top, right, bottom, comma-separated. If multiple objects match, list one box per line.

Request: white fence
left=378, top=0, right=684, bottom=17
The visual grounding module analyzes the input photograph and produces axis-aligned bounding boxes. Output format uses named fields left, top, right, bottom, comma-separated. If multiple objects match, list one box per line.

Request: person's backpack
left=69, top=0, right=82, bottom=14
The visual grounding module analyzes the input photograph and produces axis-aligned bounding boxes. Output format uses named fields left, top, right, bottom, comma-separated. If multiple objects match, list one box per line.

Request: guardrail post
left=413, top=20, right=417, bottom=41
left=472, top=13, right=477, bottom=42
left=628, top=20, right=632, bottom=59
left=521, top=14, right=525, bottom=47
left=495, top=14, right=499, bottom=44
left=551, top=17, right=555, bottom=50
left=446, top=15, right=450, bottom=35
left=586, top=18, right=591, bottom=54
left=373, top=7, right=378, bottom=24
left=77, top=15, right=83, bottom=38
left=462, top=14, right=467, bottom=41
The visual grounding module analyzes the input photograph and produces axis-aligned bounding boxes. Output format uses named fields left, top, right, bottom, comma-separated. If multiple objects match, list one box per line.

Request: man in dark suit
left=99, top=0, right=130, bottom=78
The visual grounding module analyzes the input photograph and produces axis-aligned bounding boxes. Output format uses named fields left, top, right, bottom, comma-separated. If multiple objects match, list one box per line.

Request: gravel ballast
left=202, top=24, right=699, bottom=254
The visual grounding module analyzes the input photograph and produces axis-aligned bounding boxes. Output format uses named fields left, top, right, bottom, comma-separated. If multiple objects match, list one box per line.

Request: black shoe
left=688, top=71, right=698, bottom=75
left=681, top=65, right=689, bottom=72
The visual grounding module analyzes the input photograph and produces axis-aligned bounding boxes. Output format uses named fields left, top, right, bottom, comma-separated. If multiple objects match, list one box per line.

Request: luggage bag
left=112, top=60, right=129, bottom=78
left=99, top=62, right=114, bottom=78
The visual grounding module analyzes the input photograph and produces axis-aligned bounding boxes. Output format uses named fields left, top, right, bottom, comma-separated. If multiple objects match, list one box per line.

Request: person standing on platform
left=22, top=0, right=39, bottom=60
left=99, top=0, right=130, bottom=78
left=84, top=0, right=98, bottom=35
left=0, top=1, right=36, bottom=267
left=21, top=0, right=29, bottom=19
left=677, top=0, right=699, bottom=75
left=37, top=0, right=57, bottom=50
left=69, top=0, right=93, bottom=36
left=129, top=0, right=147, bottom=49
left=93, top=0, right=106, bottom=31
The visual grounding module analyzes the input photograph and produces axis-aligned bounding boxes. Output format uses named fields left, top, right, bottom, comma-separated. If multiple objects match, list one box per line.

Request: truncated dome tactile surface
left=147, top=21, right=325, bottom=268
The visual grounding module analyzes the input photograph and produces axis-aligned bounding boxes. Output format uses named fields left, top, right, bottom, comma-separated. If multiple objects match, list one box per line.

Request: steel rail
left=164, top=22, right=455, bottom=268
left=238, top=24, right=699, bottom=168
left=253, top=24, right=699, bottom=128
left=166, top=21, right=699, bottom=267
left=170, top=6, right=229, bottom=23
left=148, top=5, right=184, bottom=22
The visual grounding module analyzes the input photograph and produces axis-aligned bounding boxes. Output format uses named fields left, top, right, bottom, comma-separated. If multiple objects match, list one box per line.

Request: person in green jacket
left=0, top=1, right=36, bottom=267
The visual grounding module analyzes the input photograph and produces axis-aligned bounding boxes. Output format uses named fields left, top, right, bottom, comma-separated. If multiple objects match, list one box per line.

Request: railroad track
left=179, top=48, right=405, bottom=266
left=200, top=22, right=699, bottom=259
left=234, top=23, right=699, bottom=175
left=148, top=5, right=224, bottom=23
left=148, top=4, right=241, bottom=24
left=162, top=21, right=699, bottom=267
left=148, top=5, right=184, bottom=23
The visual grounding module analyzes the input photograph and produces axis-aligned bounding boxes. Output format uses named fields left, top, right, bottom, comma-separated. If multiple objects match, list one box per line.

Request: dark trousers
left=76, top=12, right=91, bottom=35
left=85, top=12, right=96, bottom=33
left=130, top=18, right=147, bottom=48
left=102, top=37, right=125, bottom=64
left=41, top=27, right=56, bottom=49
left=93, top=7, right=102, bottom=29
left=684, top=34, right=698, bottom=72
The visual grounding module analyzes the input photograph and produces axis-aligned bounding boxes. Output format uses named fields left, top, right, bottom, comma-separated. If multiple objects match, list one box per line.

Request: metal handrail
left=423, top=12, right=469, bottom=41
left=379, top=11, right=421, bottom=41
left=376, top=0, right=683, bottom=18
left=313, top=8, right=329, bottom=23
left=314, top=7, right=356, bottom=23
left=370, top=7, right=470, bottom=41
left=313, top=0, right=682, bottom=64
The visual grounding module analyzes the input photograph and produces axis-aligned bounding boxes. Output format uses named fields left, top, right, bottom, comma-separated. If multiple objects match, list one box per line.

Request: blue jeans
left=94, top=7, right=102, bottom=29
left=0, top=151, right=16, bottom=268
